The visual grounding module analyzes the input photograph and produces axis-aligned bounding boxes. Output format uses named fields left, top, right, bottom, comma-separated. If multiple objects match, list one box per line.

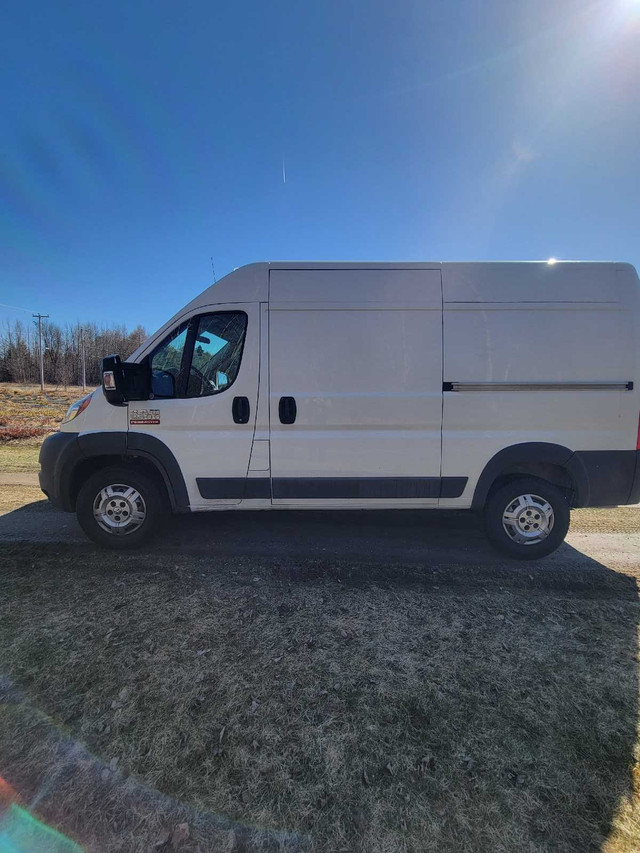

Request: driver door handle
left=232, top=396, right=250, bottom=424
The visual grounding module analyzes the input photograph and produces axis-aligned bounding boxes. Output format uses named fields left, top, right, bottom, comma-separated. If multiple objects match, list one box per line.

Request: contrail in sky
left=0, top=302, right=33, bottom=313
left=282, top=156, right=286, bottom=184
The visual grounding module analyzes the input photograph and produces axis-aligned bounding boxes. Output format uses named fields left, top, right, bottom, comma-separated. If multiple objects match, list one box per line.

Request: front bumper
left=38, top=432, right=82, bottom=511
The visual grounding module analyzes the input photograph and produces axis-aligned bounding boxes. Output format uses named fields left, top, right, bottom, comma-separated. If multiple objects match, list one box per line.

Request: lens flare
left=0, top=777, right=83, bottom=853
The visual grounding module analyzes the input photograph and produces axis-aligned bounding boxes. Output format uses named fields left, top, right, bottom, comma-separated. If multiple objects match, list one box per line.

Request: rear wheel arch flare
left=472, top=442, right=586, bottom=509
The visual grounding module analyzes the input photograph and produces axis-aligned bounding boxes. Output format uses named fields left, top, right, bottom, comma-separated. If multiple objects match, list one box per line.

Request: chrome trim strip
left=444, top=382, right=633, bottom=392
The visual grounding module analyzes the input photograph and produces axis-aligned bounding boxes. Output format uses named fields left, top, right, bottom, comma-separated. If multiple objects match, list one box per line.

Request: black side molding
left=272, top=477, right=468, bottom=500
left=273, top=477, right=442, bottom=499
left=439, top=477, right=468, bottom=499
left=196, top=477, right=468, bottom=501
left=197, top=478, right=270, bottom=500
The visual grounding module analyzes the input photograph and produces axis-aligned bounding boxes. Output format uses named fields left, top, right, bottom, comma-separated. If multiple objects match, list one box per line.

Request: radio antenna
left=210, top=255, right=217, bottom=283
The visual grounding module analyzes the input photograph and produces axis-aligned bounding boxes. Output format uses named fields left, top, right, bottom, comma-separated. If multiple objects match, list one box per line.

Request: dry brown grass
left=0, top=542, right=639, bottom=853
left=571, top=507, right=640, bottom=533
left=0, top=383, right=92, bottom=445
left=0, top=485, right=44, bottom=512
left=0, top=382, right=94, bottom=476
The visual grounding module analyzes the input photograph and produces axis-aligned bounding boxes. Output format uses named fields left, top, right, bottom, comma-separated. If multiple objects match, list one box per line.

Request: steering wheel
left=187, top=364, right=215, bottom=396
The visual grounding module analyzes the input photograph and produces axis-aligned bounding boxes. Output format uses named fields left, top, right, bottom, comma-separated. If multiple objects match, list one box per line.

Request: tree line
left=0, top=318, right=147, bottom=387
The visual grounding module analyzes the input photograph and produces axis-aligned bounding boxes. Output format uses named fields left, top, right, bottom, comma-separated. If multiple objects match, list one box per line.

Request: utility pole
left=32, top=312, right=49, bottom=393
left=80, top=327, right=87, bottom=392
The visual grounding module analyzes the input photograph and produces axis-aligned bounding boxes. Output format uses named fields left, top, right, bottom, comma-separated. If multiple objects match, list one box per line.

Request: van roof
left=130, top=260, right=637, bottom=362
left=189, top=260, right=636, bottom=306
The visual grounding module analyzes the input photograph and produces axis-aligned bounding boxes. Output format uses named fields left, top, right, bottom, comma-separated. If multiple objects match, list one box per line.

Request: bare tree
left=0, top=318, right=148, bottom=387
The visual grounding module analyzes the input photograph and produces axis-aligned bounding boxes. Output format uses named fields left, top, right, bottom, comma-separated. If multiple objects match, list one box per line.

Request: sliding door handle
left=232, top=396, right=250, bottom=424
left=278, top=396, right=297, bottom=424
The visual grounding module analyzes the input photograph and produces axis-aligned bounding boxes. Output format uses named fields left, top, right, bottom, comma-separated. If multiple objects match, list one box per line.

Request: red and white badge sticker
left=129, top=408, right=160, bottom=425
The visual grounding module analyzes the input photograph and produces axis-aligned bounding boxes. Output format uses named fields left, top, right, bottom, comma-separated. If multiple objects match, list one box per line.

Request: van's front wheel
left=76, top=466, right=164, bottom=549
left=484, top=477, right=570, bottom=560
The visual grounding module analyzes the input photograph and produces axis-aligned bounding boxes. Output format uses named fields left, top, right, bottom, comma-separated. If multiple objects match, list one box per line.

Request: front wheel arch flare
left=64, top=432, right=189, bottom=512
left=68, top=454, right=171, bottom=512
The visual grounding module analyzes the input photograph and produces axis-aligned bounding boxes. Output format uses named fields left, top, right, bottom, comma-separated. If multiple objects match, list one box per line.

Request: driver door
left=128, top=303, right=259, bottom=508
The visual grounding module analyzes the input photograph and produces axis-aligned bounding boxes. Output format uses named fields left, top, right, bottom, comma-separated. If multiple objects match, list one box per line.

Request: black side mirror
left=102, top=354, right=150, bottom=405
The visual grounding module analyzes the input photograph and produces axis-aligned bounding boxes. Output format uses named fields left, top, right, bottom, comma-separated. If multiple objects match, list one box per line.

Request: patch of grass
left=0, top=545, right=638, bottom=853
left=0, top=443, right=42, bottom=474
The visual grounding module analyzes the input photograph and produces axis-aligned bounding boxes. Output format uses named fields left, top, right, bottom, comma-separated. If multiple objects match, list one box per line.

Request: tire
left=76, top=466, right=166, bottom=549
left=483, top=476, right=570, bottom=560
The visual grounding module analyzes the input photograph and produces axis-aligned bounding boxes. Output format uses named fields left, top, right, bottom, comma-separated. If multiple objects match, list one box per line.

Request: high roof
left=129, top=260, right=637, bottom=361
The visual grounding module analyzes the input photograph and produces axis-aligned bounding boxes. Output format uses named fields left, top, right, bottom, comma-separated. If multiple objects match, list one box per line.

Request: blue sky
left=2, top=0, right=639, bottom=335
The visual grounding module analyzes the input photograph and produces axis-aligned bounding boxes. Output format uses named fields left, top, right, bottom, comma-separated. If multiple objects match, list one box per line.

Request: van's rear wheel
left=76, top=466, right=164, bottom=549
left=484, top=477, right=570, bottom=560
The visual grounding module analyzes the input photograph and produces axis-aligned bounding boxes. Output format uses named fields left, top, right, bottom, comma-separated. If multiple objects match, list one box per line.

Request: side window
left=185, top=312, right=247, bottom=398
left=149, top=323, right=189, bottom=398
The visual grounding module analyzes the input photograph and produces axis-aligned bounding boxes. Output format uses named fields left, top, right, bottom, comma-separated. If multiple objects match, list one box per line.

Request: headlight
left=62, top=393, right=93, bottom=424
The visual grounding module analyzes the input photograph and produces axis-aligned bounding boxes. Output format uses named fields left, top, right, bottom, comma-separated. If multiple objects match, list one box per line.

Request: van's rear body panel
left=439, top=262, right=639, bottom=508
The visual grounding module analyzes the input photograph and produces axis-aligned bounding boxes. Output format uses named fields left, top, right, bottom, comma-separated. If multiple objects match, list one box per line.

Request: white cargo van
left=39, top=261, right=640, bottom=559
